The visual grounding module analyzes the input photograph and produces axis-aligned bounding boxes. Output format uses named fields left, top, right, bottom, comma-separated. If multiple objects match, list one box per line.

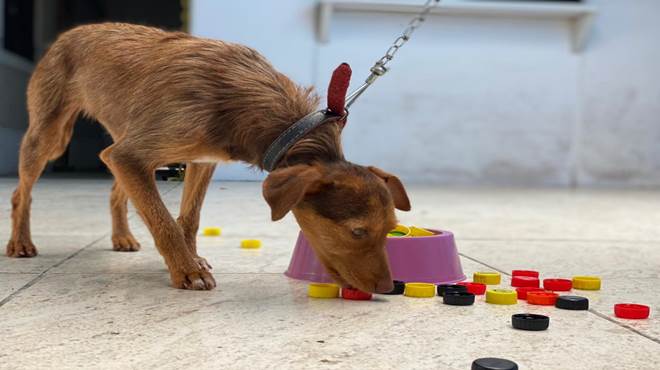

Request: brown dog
left=7, top=23, right=410, bottom=293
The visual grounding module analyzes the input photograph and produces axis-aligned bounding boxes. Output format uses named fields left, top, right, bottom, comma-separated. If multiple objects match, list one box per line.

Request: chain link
left=374, top=0, right=440, bottom=70
left=345, top=0, right=441, bottom=108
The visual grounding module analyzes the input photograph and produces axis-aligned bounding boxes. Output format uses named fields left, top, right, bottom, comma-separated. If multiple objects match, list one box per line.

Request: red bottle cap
left=543, top=278, right=572, bottom=291
left=511, top=276, right=540, bottom=288
left=512, top=270, right=539, bottom=278
left=457, top=282, right=487, bottom=295
left=527, top=291, right=558, bottom=305
left=516, top=287, right=545, bottom=300
left=341, top=288, right=372, bottom=300
left=614, top=304, right=650, bottom=319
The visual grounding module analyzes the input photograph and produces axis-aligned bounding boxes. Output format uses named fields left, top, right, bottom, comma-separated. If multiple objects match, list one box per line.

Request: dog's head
left=263, top=162, right=410, bottom=293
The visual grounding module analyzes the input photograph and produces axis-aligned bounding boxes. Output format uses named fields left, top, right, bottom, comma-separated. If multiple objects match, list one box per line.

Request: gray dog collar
left=262, top=109, right=344, bottom=172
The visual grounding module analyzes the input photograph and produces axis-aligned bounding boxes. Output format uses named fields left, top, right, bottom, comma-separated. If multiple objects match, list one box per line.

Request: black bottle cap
left=383, top=280, right=405, bottom=295
left=443, top=291, right=475, bottom=306
left=511, top=313, right=550, bottom=331
left=437, top=284, right=468, bottom=296
left=472, top=357, right=519, bottom=370
left=555, top=295, right=589, bottom=310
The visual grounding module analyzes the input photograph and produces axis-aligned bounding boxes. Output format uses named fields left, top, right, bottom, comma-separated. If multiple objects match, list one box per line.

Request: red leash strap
left=262, top=63, right=352, bottom=170
left=327, top=63, right=352, bottom=125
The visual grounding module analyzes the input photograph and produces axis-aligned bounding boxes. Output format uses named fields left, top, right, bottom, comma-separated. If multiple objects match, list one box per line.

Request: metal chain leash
left=345, top=0, right=441, bottom=109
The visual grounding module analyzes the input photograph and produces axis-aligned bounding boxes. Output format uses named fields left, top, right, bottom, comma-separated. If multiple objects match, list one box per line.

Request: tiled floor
left=0, top=178, right=658, bottom=369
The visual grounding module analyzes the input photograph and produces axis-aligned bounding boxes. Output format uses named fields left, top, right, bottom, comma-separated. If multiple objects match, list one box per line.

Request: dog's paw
left=171, top=268, right=216, bottom=290
left=6, top=239, right=38, bottom=258
left=194, top=256, right=213, bottom=271
left=112, top=234, right=141, bottom=252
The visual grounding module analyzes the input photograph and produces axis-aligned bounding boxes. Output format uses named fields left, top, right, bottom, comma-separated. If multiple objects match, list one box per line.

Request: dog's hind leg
left=7, top=38, right=81, bottom=257
left=110, top=181, right=141, bottom=252
left=177, top=163, right=216, bottom=270
left=7, top=107, right=78, bottom=257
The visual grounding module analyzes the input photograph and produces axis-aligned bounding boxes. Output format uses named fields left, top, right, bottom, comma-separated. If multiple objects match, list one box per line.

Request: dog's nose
left=375, top=278, right=394, bottom=294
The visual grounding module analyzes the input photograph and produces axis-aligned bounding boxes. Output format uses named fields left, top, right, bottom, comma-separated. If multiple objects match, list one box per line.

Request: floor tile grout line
left=588, top=309, right=660, bottom=345
left=0, top=181, right=183, bottom=308
left=459, top=251, right=660, bottom=345
left=0, top=233, right=108, bottom=308
left=458, top=252, right=510, bottom=275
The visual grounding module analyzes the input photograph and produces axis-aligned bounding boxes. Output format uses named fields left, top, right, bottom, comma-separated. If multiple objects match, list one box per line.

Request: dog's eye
left=351, top=228, right=367, bottom=239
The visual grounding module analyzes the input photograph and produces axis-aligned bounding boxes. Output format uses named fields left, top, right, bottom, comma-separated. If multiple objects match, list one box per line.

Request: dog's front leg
left=101, top=145, right=216, bottom=290
left=177, top=163, right=216, bottom=271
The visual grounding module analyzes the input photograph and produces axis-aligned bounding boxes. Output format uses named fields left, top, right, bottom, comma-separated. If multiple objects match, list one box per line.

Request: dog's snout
left=375, top=278, right=394, bottom=294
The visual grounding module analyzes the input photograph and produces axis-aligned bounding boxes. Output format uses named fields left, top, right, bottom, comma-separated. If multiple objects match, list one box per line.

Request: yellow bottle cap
left=473, top=272, right=501, bottom=285
left=240, top=239, right=261, bottom=249
left=486, top=289, right=518, bottom=305
left=409, top=226, right=435, bottom=237
left=388, top=224, right=411, bottom=237
left=572, top=276, right=601, bottom=290
left=308, top=283, right=340, bottom=298
left=202, top=227, right=222, bottom=236
left=404, top=282, right=436, bottom=298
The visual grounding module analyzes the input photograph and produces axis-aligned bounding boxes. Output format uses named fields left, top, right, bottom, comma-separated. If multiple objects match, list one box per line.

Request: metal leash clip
left=344, top=0, right=441, bottom=109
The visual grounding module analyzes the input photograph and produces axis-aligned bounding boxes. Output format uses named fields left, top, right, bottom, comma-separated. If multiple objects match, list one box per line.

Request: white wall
left=320, top=11, right=579, bottom=186
left=0, top=1, right=656, bottom=184
left=156, top=1, right=653, bottom=186
left=579, top=0, right=660, bottom=186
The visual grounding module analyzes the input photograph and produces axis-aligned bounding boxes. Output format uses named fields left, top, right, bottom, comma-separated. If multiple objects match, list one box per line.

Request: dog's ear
left=263, top=165, right=323, bottom=221
left=367, top=166, right=411, bottom=211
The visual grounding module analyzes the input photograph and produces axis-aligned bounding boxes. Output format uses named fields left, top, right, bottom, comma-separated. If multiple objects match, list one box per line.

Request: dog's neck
left=215, top=69, right=345, bottom=170
left=274, top=122, right=345, bottom=169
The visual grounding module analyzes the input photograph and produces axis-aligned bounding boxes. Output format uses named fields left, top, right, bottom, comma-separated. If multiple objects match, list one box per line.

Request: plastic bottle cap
left=341, top=287, right=372, bottom=300
left=388, top=224, right=411, bottom=237
left=511, top=270, right=539, bottom=278
left=443, top=292, right=475, bottom=306
left=515, top=287, right=545, bottom=300
left=457, top=282, right=487, bottom=295
left=437, top=284, right=468, bottom=297
left=485, top=289, right=517, bottom=305
left=409, top=226, right=435, bottom=237
left=383, top=280, right=406, bottom=295
left=572, top=276, right=601, bottom=290
left=614, top=303, right=650, bottom=319
left=308, top=283, right=339, bottom=298
left=511, top=276, right=540, bottom=288
left=474, top=272, right=502, bottom=285
left=387, top=231, right=407, bottom=237
left=240, top=239, right=262, bottom=249
left=527, top=291, right=558, bottom=305
left=471, top=358, right=519, bottom=370
left=512, top=313, right=550, bottom=331
left=404, top=283, right=436, bottom=298
left=543, top=278, right=572, bottom=291
left=555, top=295, right=589, bottom=310
left=202, top=227, right=221, bottom=236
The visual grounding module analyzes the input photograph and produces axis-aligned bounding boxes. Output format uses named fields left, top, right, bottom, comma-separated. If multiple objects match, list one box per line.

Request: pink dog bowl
left=284, top=229, right=465, bottom=284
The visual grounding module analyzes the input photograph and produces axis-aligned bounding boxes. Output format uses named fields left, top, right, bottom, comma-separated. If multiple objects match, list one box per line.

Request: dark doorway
left=55, top=0, right=184, bottom=32
left=38, top=0, right=186, bottom=172
left=4, top=0, right=35, bottom=61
